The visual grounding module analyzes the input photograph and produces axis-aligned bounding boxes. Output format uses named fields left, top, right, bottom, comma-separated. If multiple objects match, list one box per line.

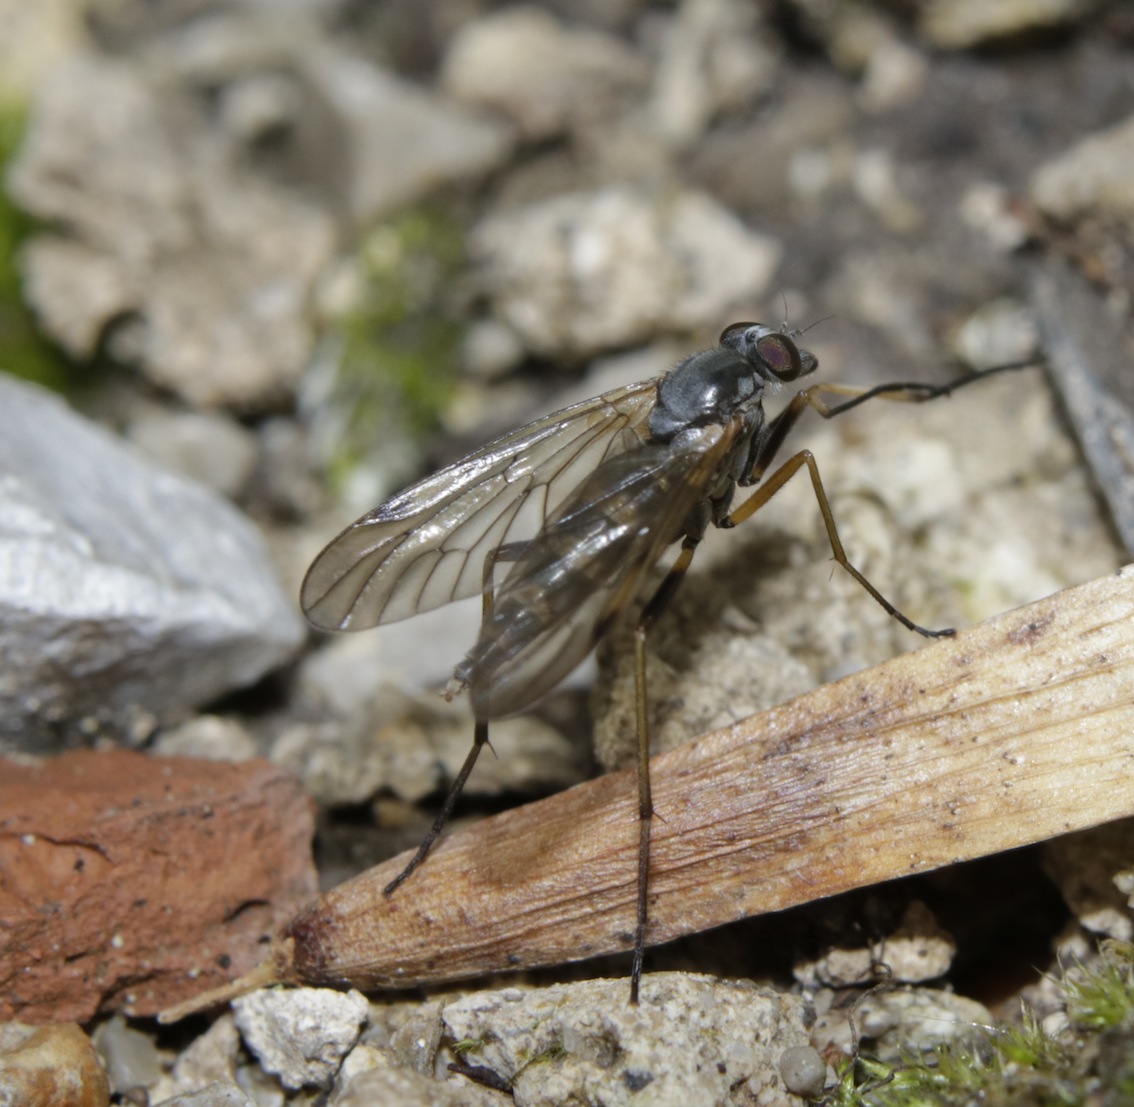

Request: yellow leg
left=727, top=450, right=953, bottom=639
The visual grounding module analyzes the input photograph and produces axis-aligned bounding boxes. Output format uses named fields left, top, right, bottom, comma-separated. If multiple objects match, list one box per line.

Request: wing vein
left=301, top=382, right=660, bottom=630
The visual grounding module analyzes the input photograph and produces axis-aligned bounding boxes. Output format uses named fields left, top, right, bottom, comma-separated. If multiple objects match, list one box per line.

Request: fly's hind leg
left=628, top=537, right=699, bottom=1003
left=385, top=718, right=492, bottom=896
left=725, top=450, right=952, bottom=639
left=384, top=540, right=528, bottom=897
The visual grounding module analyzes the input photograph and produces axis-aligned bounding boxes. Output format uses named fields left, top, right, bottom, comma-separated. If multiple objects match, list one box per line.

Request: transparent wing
left=462, top=421, right=744, bottom=718
left=301, top=381, right=661, bottom=630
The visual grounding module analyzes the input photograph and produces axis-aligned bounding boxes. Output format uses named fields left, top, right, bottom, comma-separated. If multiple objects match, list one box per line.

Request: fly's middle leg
left=628, top=537, right=699, bottom=1003
left=725, top=450, right=951, bottom=639
left=384, top=541, right=528, bottom=897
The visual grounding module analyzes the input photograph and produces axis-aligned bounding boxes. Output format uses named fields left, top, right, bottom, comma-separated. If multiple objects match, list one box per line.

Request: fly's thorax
left=648, top=348, right=764, bottom=442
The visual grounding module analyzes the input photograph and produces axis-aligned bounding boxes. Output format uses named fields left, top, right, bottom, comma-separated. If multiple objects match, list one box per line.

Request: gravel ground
left=1, top=1, right=1133, bottom=1104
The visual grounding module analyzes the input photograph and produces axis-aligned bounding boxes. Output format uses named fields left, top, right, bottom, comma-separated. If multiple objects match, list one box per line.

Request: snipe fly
left=302, top=321, right=1034, bottom=1001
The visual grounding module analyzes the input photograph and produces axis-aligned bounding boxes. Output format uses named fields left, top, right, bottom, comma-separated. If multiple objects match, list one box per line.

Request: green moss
left=451, top=1035, right=490, bottom=1058
left=816, top=941, right=1134, bottom=1107
left=872, top=1010, right=1072, bottom=1107
left=325, top=207, right=468, bottom=487
left=1065, top=940, right=1134, bottom=1030
left=0, top=98, right=71, bottom=391
left=821, top=1053, right=899, bottom=1107
left=515, top=1039, right=567, bottom=1074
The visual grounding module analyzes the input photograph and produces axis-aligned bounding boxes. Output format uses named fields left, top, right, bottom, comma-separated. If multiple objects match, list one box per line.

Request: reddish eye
left=756, top=334, right=803, bottom=380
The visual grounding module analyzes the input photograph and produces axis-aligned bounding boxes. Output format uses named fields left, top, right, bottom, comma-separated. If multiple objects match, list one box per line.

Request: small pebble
left=153, top=1083, right=255, bottom=1107
left=94, top=1014, right=162, bottom=1095
left=0, top=1022, right=110, bottom=1107
left=779, top=1045, right=828, bottom=1098
left=233, top=987, right=369, bottom=1090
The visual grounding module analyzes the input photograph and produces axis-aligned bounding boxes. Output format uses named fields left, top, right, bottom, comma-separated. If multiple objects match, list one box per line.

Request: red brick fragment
left=0, top=750, right=317, bottom=1022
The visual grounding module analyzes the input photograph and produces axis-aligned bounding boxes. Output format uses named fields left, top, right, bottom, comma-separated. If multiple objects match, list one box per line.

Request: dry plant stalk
left=162, top=565, right=1134, bottom=1021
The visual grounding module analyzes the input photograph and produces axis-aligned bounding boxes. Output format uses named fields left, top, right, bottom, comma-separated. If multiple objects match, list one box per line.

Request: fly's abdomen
left=458, top=517, right=635, bottom=718
left=457, top=446, right=687, bottom=718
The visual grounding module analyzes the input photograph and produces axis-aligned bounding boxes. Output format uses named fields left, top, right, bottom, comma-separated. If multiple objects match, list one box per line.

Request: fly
left=301, top=321, right=1034, bottom=1002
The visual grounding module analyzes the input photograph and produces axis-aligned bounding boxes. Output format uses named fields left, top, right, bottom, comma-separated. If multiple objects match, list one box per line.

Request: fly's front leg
left=725, top=451, right=952, bottom=639
left=814, top=357, right=1041, bottom=420
left=629, top=537, right=699, bottom=1003
left=746, top=358, right=1040, bottom=486
left=384, top=540, right=528, bottom=897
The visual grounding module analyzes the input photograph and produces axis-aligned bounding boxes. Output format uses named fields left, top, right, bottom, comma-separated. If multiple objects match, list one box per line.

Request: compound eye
left=755, top=333, right=804, bottom=380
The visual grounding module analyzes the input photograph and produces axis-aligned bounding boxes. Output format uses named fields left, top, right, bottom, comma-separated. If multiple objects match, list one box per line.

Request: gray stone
left=269, top=716, right=390, bottom=808
left=1044, top=822, right=1134, bottom=942
left=689, top=81, right=855, bottom=211
left=783, top=0, right=898, bottom=74
left=301, top=49, right=514, bottom=223
left=215, top=72, right=305, bottom=146
left=857, top=38, right=928, bottom=114
left=232, top=1063, right=287, bottom=1107
left=471, top=187, right=781, bottom=360
left=126, top=409, right=259, bottom=501
left=919, top=0, right=1095, bottom=50
left=157, top=1015, right=241, bottom=1103
left=292, top=596, right=481, bottom=714
left=882, top=901, right=958, bottom=984
left=459, top=319, right=526, bottom=381
left=851, top=147, right=922, bottom=233
left=0, top=374, right=303, bottom=749
left=7, top=54, right=335, bottom=409
left=360, top=705, right=577, bottom=802
left=794, top=902, right=956, bottom=988
left=151, top=715, right=260, bottom=762
left=14, top=237, right=132, bottom=357
left=156, top=6, right=317, bottom=86
left=332, top=1050, right=501, bottom=1107
left=810, top=982, right=992, bottom=1067
left=441, top=5, right=649, bottom=142
left=250, top=417, right=324, bottom=520
left=949, top=298, right=1039, bottom=371
left=232, top=987, right=369, bottom=1091
left=825, top=249, right=936, bottom=359
left=441, top=974, right=812, bottom=1107
left=856, top=987, right=992, bottom=1060
left=93, top=1014, right=162, bottom=1097
left=360, top=998, right=445, bottom=1076
left=153, top=1084, right=254, bottom=1107
left=778, top=1046, right=827, bottom=1099
left=273, top=680, right=586, bottom=807
left=648, top=0, right=778, bottom=147
left=958, top=182, right=1032, bottom=253
left=1031, top=112, right=1134, bottom=228
left=0, top=0, right=87, bottom=98
left=593, top=618, right=816, bottom=771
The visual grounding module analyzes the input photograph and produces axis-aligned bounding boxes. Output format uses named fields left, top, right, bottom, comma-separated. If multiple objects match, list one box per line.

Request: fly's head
left=719, top=322, right=819, bottom=384
left=648, top=322, right=819, bottom=443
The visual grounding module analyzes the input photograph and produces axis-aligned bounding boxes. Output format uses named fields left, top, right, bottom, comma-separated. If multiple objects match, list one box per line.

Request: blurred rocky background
left=0, top=1, right=1132, bottom=1104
